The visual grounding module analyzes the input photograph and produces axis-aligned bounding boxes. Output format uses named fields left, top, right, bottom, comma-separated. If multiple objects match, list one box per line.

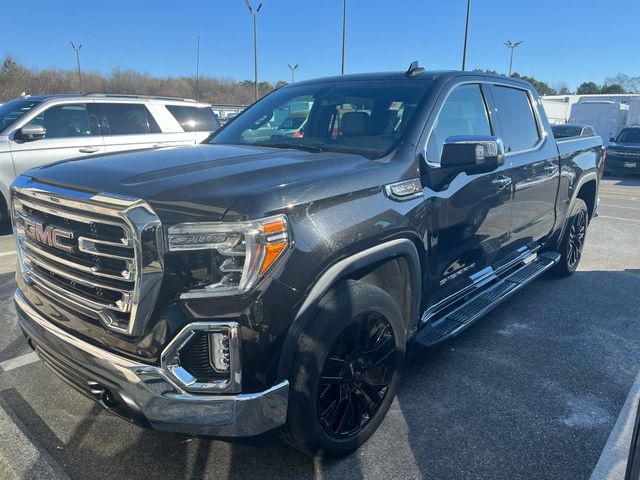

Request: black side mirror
left=441, top=135, right=505, bottom=172
left=609, top=137, right=616, bottom=143
left=18, top=124, right=46, bottom=141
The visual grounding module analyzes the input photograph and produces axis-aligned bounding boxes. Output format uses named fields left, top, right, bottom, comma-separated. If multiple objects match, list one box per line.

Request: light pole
left=287, top=64, right=299, bottom=83
left=341, top=0, right=346, bottom=75
left=245, top=1, right=263, bottom=101
left=462, top=0, right=470, bottom=70
left=70, top=41, right=83, bottom=93
left=503, top=40, right=523, bottom=76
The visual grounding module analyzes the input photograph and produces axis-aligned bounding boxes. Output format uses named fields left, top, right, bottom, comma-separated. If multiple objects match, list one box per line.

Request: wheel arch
left=554, top=170, right=598, bottom=249
left=276, top=238, right=422, bottom=382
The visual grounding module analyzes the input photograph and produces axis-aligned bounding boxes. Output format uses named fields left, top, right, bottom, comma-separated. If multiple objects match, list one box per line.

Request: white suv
left=0, top=94, right=220, bottom=221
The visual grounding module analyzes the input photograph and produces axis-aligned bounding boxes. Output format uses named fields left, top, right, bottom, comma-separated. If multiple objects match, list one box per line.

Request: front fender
left=276, top=238, right=421, bottom=382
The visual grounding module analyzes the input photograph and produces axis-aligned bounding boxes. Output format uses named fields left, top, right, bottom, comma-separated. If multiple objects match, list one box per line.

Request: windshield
left=0, top=99, right=42, bottom=133
left=552, top=125, right=583, bottom=138
left=616, top=129, right=640, bottom=144
left=210, top=80, right=433, bottom=159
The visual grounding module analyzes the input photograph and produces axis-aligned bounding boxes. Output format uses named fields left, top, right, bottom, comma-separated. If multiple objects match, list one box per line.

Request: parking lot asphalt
left=0, top=176, right=639, bottom=480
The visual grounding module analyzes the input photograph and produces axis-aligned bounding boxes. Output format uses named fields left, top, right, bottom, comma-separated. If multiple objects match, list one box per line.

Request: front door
left=9, top=102, right=105, bottom=176
left=421, top=83, right=519, bottom=308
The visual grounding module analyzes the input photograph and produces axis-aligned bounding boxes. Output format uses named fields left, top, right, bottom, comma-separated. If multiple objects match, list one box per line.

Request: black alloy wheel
left=567, top=208, right=587, bottom=270
left=317, top=313, right=395, bottom=439
left=553, top=198, right=589, bottom=277
left=283, top=280, right=405, bottom=457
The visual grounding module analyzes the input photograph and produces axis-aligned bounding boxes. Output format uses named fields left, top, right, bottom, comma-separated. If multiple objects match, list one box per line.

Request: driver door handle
left=79, top=147, right=100, bottom=154
left=492, top=176, right=512, bottom=189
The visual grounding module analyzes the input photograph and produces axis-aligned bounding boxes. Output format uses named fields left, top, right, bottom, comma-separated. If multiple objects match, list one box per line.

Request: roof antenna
left=406, top=60, right=425, bottom=77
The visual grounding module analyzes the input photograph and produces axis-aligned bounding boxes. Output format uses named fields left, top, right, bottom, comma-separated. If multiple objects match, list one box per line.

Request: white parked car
left=0, top=93, right=221, bottom=222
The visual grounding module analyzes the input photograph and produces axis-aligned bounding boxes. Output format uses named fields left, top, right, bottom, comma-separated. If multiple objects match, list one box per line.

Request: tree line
left=0, top=56, right=287, bottom=104
left=2, top=56, right=639, bottom=103
left=474, top=69, right=638, bottom=96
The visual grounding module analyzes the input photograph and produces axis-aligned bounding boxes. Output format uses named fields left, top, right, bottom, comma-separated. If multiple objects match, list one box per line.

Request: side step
left=416, top=251, right=560, bottom=347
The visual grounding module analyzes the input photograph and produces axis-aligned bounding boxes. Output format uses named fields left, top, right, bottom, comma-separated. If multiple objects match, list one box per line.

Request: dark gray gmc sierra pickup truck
left=11, top=63, right=604, bottom=456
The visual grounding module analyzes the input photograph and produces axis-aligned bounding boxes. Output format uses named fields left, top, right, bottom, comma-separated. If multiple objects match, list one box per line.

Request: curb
left=0, top=396, right=70, bottom=480
left=591, top=369, right=640, bottom=480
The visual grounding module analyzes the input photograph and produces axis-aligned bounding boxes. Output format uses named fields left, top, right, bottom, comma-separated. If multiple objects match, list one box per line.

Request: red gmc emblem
left=23, top=217, right=75, bottom=253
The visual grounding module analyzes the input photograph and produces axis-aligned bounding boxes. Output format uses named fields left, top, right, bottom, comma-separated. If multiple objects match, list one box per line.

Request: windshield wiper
left=257, top=143, right=328, bottom=153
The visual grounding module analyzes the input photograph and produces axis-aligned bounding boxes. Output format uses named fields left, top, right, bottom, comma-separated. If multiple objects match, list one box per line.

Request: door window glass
left=426, top=84, right=491, bottom=164
left=491, top=85, right=540, bottom=152
left=32, top=104, right=92, bottom=138
left=99, top=103, right=161, bottom=135
left=165, top=105, right=221, bottom=132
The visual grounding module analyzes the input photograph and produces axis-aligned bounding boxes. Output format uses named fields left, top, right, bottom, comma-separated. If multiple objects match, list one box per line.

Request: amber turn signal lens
left=262, top=218, right=287, bottom=235
left=259, top=241, right=287, bottom=275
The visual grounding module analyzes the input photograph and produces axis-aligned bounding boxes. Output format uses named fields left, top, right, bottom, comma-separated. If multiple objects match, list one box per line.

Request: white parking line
left=0, top=250, right=16, bottom=258
left=0, top=352, right=39, bottom=372
left=591, top=368, right=640, bottom=479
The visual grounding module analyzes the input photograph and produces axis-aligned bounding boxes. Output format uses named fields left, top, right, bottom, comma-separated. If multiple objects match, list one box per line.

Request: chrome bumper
left=14, top=289, right=288, bottom=437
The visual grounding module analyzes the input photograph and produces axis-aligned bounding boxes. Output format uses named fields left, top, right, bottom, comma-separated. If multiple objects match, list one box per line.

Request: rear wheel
left=553, top=198, right=589, bottom=277
left=283, top=280, right=405, bottom=457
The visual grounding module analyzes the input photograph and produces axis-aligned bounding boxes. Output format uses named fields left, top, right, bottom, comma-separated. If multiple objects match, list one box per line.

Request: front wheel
left=553, top=198, right=589, bottom=277
left=282, top=280, right=405, bottom=457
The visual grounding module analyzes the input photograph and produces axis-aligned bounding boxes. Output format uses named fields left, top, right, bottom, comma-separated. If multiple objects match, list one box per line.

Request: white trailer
left=569, top=101, right=629, bottom=145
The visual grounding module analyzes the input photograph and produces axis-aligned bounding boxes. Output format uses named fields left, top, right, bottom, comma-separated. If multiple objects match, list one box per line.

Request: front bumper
left=14, top=289, right=289, bottom=437
left=605, top=156, right=640, bottom=174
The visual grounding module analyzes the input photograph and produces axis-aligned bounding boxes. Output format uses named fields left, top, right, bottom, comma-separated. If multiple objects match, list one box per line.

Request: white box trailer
left=569, top=101, right=629, bottom=145
left=541, top=98, right=571, bottom=124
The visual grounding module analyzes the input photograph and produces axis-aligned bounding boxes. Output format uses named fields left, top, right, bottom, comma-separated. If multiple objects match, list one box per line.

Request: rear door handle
left=492, top=176, right=512, bottom=189
left=79, top=147, right=100, bottom=154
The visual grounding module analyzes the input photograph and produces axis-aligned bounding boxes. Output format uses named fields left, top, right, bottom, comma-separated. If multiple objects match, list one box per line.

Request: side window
left=491, top=86, right=540, bottom=152
left=165, top=105, right=220, bottom=132
left=99, top=103, right=161, bottom=135
left=426, top=84, right=491, bottom=164
left=32, top=104, right=93, bottom=139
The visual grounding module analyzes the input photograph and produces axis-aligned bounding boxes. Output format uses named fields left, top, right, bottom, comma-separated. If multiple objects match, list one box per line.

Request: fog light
left=209, top=331, right=230, bottom=373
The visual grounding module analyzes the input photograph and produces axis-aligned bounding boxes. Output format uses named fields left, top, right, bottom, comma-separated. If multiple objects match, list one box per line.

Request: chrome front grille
left=12, top=177, right=163, bottom=336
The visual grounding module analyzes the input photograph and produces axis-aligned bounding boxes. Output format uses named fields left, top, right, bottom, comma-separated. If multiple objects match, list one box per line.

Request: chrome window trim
left=11, top=176, right=164, bottom=337
left=423, top=79, right=548, bottom=168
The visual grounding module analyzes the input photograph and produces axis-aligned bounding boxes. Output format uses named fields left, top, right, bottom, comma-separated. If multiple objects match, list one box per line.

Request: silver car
left=0, top=93, right=220, bottom=222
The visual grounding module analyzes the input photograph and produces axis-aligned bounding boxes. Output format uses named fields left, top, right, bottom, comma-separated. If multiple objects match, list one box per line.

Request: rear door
left=9, top=102, right=105, bottom=176
left=422, top=82, right=520, bottom=306
left=97, top=102, right=170, bottom=154
left=489, top=84, right=559, bottom=248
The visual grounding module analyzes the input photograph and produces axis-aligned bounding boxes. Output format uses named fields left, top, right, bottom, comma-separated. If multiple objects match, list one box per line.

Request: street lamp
left=341, top=0, right=346, bottom=75
left=287, top=64, right=299, bottom=83
left=462, top=0, right=470, bottom=70
left=70, top=41, right=83, bottom=93
left=245, top=0, right=263, bottom=101
left=503, top=40, right=523, bottom=76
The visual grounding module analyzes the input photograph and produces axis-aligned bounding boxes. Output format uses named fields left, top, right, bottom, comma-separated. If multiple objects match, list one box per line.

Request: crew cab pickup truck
left=11, top=64, right=603, bottom=457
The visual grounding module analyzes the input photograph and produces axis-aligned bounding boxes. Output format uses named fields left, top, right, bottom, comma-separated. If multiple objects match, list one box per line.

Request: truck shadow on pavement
left=1, top=269, right=639, bottom=480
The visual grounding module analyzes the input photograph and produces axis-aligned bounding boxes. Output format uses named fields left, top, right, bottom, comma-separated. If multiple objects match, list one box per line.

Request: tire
left=553, top=198, right=589, bottom=277
left=282, top=280, right=406, bottom=457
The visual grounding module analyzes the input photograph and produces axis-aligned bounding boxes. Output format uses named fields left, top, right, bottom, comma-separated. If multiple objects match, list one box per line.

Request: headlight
left=167, top=215, right=290, bottom=297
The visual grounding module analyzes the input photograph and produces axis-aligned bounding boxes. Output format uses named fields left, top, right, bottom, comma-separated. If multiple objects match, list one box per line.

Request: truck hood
left=26, top=144, right=381, bottom=224
left=608, top=142, right=640, bottom=151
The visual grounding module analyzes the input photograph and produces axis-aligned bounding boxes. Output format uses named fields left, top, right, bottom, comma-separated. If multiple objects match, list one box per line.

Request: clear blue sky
left=3, top=0, right=638, bottom=90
